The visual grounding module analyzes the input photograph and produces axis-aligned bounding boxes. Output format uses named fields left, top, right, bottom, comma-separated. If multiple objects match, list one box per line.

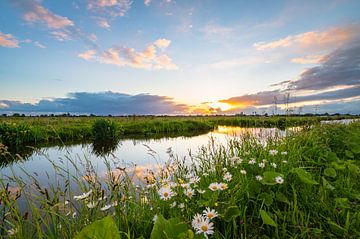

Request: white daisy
left=282, top=160, right=288, bottom=164
left=269, top=149, right=278, bottom=156
left=248, top=158, right=256, bottom=165
left=209, top=182, right=220, bottom=191
left=100, top=204, right=112, bottom=211
left=275, top=176, right=284, bottom=184
left=185, top=188, right=195, bottom=199
left=191, top=213, right=203, bottom=228
left=240, top=170, right=247, bottom=175
left=255, top=175, right=263, bottom=181
left=195, top=217, right=214, bottom=236
left=203, top=207, right=218, bottom=219
left=258, top=162, right=265, bottom=168
left=158, top=186, right=173, bottom=200
left=281, top=151, right=288, bottom=155
left=190, top=176, right=200, bottom=184
left=86, top=201, right=97, bottom=209
left=181, top=183, right=191, bottom=189
left=219, top=183, right=228, bottom=190
left=223, top=172, right=232, bottom=182
left=170, top=202, right=177, bottom=208
left=271, top=163, right=277, bottom=168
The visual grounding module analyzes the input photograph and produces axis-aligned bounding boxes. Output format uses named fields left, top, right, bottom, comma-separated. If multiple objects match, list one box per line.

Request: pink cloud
left=0, top=32, right=19, bottom=48
left=87, top=0, right=132, bottom=17
left=291, top=55, right=325, bottom=64
left=144, top=0, right=152, bottom=6
left=253, top=26, right=355, bottom=51
left=78, top=38, right=178, bottom=70
left=21, top=2, right=74, bottom=29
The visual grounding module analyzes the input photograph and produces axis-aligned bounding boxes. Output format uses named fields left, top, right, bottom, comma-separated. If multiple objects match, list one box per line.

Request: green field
left=0, top=115, right=356, bottom=147
left=0, top=120, right=360, bottom=238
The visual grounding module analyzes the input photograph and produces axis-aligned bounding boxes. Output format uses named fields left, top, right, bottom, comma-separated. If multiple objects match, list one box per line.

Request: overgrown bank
left=0, top=115, right=356, bottom=147
left=0, top=121, right=359, bottom=238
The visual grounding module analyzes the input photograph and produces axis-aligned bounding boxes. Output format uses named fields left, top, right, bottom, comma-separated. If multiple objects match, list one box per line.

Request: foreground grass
left=0, top=115, right=356, bottom=147
left=0, top=122, right=360, bottom=238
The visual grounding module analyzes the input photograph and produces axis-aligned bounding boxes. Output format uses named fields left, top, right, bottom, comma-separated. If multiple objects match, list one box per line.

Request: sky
left=0, top=0, right=359, bottom=115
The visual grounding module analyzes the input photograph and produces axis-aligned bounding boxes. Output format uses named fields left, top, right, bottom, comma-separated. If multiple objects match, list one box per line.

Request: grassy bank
left=0, top=121, right=359, bottom=238
left=0, top=115, right=356, bottom=147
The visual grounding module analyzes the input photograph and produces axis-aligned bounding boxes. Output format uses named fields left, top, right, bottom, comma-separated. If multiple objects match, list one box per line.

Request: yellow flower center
left=207, top=213, right=213, bottom=218
left=211, top=185, right=217, bottom=190
left=163, top=192, right=169, bottom=197
left=201, top=225, right=208, bottom=231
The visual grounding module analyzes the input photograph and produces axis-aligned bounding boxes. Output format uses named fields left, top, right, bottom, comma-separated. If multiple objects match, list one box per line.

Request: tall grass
left=0, top=122, right=359, bottom=238
left=0, top=115, right=356, bottom=148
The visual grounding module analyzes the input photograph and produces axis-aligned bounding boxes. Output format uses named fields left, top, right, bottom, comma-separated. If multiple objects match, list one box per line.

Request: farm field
left=0, top=117, right=359, bottom=238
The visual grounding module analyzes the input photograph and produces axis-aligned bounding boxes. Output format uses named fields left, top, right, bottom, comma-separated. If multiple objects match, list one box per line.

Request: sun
left=207, top=101, right=233, bottom=112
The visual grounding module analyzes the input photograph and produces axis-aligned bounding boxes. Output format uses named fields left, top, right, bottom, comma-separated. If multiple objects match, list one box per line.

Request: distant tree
left=1, top=113, right=7, bottom=117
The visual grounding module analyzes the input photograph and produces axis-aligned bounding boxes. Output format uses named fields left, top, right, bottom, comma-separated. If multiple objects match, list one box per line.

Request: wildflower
left=230, top=156, right=243, bottom=164
left=270, top=162, right=277, bottom=168
left=170, top=202, right=177, bottom=208
left=178, top=203, right=185, bottom=209
left=222, top=167, right=227, bottom=172
left=203, top=207, right=218, bottom=219
left=255, top=175, right=263, bottom=181
left=87, top=201, right=97, bottom=209
left=197, top=189, right=206, bottom=194
left=73, top=190, right=93, bottom=200
left=281, top=151, right=288, bottom=155
left=153, top=215, right=158, bottom=224
left=100, top=204, right=112, bottom=211
left=258, top=162, right=265, bottom=168
left=195, top=217, right=214, bottom=236
left=275, top=176, right=284, bottom=184
left=185, top=188, right=195, bottom=199
left=158, top=187, right=173, bottom=200
left=219, top=183, right=228, bottom=190
left=209, top=183, right=220, bottom=191
left=248, top=158, right=256, bottom=165
left=223, top=172, right=232, bottom=182
left=282, top=160, right=288, bottom=164
left=181, top=183, right=190, bottom=189
left=192, top=213, right=203, bottom=228
left=190, top=176, right=200, bottom=184
left=269, top=149, right=278, bottom=156
left=240, top=170, right=247, bottom=175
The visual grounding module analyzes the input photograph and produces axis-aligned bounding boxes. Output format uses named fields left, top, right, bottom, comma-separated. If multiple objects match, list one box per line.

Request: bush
left=92, top=119, right=117, bottom=141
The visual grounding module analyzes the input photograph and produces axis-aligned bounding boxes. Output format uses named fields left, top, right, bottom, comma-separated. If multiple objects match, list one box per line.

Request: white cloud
left=0, top=31, right=20, bottom=48
left=78, top=50, right=97, bottom=60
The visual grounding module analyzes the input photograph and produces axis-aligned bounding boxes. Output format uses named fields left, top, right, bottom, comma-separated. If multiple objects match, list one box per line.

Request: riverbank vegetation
left=0, top=115, right=356, bottom=147
left=0, top=121, right=359, bottom=238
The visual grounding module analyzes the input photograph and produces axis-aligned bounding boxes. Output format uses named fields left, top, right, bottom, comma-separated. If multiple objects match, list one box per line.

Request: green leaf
left=150, top=214, right=190, bottom=239
left=292, top=168, right=318, bottom=185
left=345, top=150, right=354, bottom=158
left=347, top=163, right=360, bottom=175
left=259, top=210, right=277, bottom=227
left=74, top=216, right=120, bottom=239
left=324, top=168, right=337, bottom=178
left=258, top=192, right=273, bottom=206
left=275, top=191, right=290, bottom=204
left=223, top=206, right=241, bottom=222
left=322, top=177, right=335, bottom=190
left=262, top=172, right=284, bottom=185
left=335, top=198, right=350, bottom=209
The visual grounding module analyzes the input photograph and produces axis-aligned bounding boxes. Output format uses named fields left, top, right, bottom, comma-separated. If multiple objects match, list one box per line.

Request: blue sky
left=0, top=0, right=360, bottom=115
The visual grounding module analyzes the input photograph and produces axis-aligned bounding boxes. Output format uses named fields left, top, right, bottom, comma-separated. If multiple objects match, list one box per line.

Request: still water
left=0, top=126, right=291, bottom=187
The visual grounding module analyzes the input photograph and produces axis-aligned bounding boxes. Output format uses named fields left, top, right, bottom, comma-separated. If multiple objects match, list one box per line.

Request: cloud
left=78, top=50, right=97, bottom=60
left=0, top=91, right=189, bottom=115
left=254, top=26, right=355, bottom=51
left=12, top=0, right=74, bottom=29
left=87, top=0, right=132, bottom=27
left=209, top=56, right=270, bottom=69
left=144, top=0, right=151, bottom=6
left=0, top=31, right=20, bottom=48
left=291, top=54, right=324, bottom=64
left=218, top=37, right=360, bottom=114
left=154, top=39, right=171, bottom=49
left=78, top=38, right=178, bottom=70
left=93, top=17, right=111, bottom=28
left=200, top=23, right=233, bottom=38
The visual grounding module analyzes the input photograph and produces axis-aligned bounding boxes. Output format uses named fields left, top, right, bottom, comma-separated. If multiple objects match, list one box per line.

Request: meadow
left=0, top=119, right=359, bottom=238
left=0, top=115, right=355, bottom=147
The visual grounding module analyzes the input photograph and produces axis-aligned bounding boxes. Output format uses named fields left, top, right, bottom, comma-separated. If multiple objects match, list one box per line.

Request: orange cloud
left=78, top=50, right=97, bottom=60
left=0, top=32, right=19, bottom=48
left=291, top=54, right=325, bottom=64
left=254, top=26, right=355, bottom=51
left=79, top=38, right=178, bottom=70
left=22, top=2, right=74, bottom=29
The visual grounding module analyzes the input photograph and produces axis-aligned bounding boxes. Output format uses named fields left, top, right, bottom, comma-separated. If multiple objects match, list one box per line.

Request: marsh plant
left=0, top=122, right=360, bottom=238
